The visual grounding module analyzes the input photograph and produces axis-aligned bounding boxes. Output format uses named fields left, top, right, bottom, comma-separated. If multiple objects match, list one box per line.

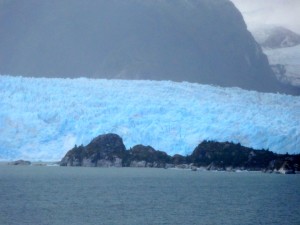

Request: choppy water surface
left=0, top=166, right=299, bottom=225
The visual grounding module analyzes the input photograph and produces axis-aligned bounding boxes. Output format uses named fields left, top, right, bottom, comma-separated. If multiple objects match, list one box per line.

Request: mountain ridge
left=0, top=0, right=294, bottom=94
left=251, top=25, right=300, bottom=49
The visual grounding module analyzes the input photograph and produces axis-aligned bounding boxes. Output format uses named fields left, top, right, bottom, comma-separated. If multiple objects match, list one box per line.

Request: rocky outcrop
left=60, top=133, right=126, bottom=167
left=190, top=141, right=272, bottom=171
left=278, top=161, right=295, bottom=174
left=125, top=145, right=172, bottom=168
left=189, top=141, right=300, bottom=173
left=60, top=133, right=300, bottom=173
left=266, top=157, right=299, bottom=174
left=172, top=154, right=187, bottom=165
left=0, top=0, right=294, bottom=94
left=60, top=134, right=172, bottom=168
left=8, top=160, right=31, bottom=166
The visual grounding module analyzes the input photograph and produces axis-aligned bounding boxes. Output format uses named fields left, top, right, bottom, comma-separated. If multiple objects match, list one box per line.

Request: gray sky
left=231, top=0, right=300, bottom=33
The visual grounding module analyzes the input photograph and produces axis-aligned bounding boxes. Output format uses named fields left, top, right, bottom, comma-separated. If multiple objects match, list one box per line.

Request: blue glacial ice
left=0, top=75, right=299, bottom=161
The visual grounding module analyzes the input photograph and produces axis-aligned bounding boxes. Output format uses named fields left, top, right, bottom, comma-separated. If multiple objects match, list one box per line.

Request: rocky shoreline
left=60, top=133, right=300, bottom=174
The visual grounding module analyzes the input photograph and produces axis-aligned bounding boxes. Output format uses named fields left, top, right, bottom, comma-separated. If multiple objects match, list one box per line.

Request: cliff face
left=0, top=0, right=292, bottom=94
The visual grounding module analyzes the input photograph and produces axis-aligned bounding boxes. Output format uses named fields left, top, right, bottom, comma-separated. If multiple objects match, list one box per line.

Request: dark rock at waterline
left=190, top=140, right=276, bottom=170
left=60, top=133, right=300, bottom=173
left=190, top=141, right=300, bottom=173
left=278, top=161, right=295, bottom=174
left=60, top=133, right=126, bottom=167
left=266, top=156, right=300, bottom=174
left=8, top=160, right=31, bottom=166
left=60, top=134, right=173, bottom=168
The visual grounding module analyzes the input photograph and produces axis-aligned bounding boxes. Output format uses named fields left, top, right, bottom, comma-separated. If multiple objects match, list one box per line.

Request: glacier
left=0, top=75, right=299, bottom=161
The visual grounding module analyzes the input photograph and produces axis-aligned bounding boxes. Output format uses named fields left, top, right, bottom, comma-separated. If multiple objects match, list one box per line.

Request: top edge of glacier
left=0, top=74, right=299, bottom=161
left=0, top=74, right=291, bottom=97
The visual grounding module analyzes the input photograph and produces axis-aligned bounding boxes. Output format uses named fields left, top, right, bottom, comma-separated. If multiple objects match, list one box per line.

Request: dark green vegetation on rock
left=124, top=145, right=172, bottom=168
left=60, top=134, right=127, bottom=167
left=190, top=141, right=300, bottom=173
left=61, top=134, right=171, bottom=168
left=60, top=133, right=300, bottom=174
left=0, top=0, right=298, bottom=94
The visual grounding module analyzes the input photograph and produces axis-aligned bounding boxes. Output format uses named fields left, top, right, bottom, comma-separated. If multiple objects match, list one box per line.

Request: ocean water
left=0, top=166, right=299, bottom=225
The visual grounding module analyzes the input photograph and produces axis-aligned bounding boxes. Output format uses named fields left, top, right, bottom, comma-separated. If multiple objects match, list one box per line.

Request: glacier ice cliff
left=0, top=75, right=299, bottom=161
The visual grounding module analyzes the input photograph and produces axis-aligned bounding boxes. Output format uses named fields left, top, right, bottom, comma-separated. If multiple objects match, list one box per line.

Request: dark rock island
left=61, top=133, right=300, bottom=174
left=8, top=160, right=31, bottom=166
left=60, top=134, right=126, bottom=167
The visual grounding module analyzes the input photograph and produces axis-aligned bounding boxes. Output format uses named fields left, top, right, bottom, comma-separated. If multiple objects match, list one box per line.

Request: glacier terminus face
left=0, top=75, right=299, bottom=161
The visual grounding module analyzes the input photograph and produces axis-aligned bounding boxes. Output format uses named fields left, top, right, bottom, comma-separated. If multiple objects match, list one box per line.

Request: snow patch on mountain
left=0, top=75, right=299, bottom=161
left=251, top=26, right=300, bottom=49
left=264, top=45, right=300, bottom=87
left=249, top=25, right=300, bottom=88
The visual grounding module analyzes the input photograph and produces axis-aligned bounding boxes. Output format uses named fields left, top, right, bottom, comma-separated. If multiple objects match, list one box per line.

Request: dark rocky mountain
left=190, top=141, right=300, bottom=173
left=252, top=26, right=300, bottom=49
left=60, top=134, right=172, bottom=168
left=190, top=141, right=274, bottom=170
left=60, top=133, right=300, bottom=174
left=60, top=133, right=127, bottom=167
left=0, top=0, right=295, bottom=94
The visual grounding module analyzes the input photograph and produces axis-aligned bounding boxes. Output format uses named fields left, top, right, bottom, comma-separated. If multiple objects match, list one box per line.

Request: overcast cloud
left=231, top=0, right=300, bottom=33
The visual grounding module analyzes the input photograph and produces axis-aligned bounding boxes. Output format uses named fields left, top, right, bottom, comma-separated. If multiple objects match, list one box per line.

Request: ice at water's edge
left=0, top=75, right=299, bottom=161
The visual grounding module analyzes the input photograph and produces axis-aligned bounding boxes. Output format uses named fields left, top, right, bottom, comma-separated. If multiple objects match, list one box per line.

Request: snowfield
left=264, top=45, right=300, bottom=87
left=0, top=75, right=299, bottom=161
